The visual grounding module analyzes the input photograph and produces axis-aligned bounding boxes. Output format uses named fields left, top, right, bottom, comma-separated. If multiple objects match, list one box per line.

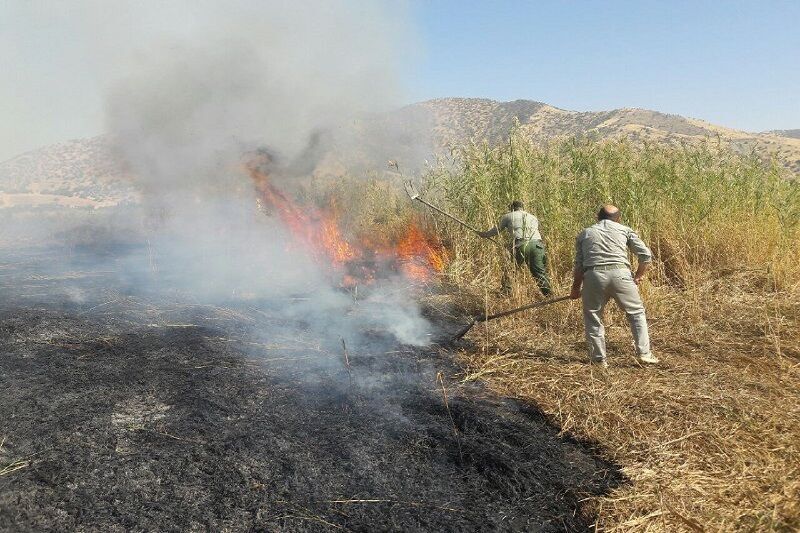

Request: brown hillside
left=0, top=136, right=137, bottom=209
left=768, top=129, right=800, bottom=139
left=1, top=99, right=797, bottom=209
left=411, top=98, right=800, bottom=174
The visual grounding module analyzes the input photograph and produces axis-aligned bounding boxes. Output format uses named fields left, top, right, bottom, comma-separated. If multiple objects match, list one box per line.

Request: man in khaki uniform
left=480, top=200, right=552, bottom=296
left=570, top=205, right=659, bottom=367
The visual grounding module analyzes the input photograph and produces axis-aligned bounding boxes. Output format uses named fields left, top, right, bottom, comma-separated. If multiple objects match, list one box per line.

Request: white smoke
left=92, top=0, right=433, bottom=346
left=105, top=1, right=408, bottom=179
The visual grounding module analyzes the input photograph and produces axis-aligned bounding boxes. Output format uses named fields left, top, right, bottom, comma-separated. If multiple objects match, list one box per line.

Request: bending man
left=480, top=200, right=552, bottom=296
left=570, top=205, right=659, bottom=366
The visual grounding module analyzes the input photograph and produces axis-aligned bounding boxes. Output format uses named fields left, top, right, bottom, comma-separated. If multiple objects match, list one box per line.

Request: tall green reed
left=424, top=134, right=799, bottom=292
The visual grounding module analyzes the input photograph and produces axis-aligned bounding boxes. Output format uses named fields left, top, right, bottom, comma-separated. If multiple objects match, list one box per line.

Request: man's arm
left=479, top=226, right=500, bottom=238
left=632, top=261, right=650, bottom=285
left=570, top=233, right=584, bottom=299
left=479, top=213, right=508, bottom=239
left=570, top=269, right=584, bottom=299
left=627, top=230, right=653, bottom=285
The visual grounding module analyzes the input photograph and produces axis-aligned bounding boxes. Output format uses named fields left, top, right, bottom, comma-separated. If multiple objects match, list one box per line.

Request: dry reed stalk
left=436, top=371, right=464, bottom=463
left=341, top=338, right=353, bottom=386
left=0, top=460, right=29, bottom=477
left=322, top=499, right=462, bottom=512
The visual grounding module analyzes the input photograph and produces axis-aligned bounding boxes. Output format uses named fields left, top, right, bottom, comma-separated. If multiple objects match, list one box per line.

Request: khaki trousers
left=582, top=269, right=651, bottom=361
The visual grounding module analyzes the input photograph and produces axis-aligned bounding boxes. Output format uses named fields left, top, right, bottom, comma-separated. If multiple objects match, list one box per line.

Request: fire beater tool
left=403, top=181, right=504, bottom=248
left=450, top=295, right=571, bottom=342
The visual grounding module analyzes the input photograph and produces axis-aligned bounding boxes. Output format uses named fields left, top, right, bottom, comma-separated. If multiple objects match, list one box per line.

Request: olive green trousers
left=511, top=239, right=552, bottom=296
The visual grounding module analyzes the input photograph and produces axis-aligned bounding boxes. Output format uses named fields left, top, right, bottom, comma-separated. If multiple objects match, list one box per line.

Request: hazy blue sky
left=1, top=1, right=798, bottom=161
left=409, top=0, right=799, bottom=131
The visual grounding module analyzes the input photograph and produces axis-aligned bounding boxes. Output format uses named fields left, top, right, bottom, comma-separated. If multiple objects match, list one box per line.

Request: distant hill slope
left=410, top=98, right=800, bottom=174
left=1, top=99, right=797, bottom=210
left=0, top=136, right=138, bottom=209
left=768, top=129, right=800, bottom=140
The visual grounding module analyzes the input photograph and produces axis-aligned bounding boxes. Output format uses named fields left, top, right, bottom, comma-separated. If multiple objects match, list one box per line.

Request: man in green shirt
left=480, top=200, right=552, bottom=296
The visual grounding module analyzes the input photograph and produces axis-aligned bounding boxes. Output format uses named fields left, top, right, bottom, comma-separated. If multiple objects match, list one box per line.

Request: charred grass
left=0, top=248, right=623, bottom=532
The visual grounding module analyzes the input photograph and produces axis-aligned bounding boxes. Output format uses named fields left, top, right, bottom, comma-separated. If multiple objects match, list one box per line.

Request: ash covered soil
left=0, top=247, right=623, bottom=532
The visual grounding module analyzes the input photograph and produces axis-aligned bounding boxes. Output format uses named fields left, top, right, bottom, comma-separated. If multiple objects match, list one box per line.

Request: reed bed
left=422, top=136, right=800, bottom=531
left=333, top=135, right=799, bottom=530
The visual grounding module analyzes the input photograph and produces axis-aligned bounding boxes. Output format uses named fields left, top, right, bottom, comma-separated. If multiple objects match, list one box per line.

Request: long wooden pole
left=450, top=295, right=571, bottom=341
left=409, top=196, right=505, bottom=248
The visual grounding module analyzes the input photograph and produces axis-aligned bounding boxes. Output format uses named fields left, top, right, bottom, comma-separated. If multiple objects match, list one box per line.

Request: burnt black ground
left=0, top=247, right=624, bottom=532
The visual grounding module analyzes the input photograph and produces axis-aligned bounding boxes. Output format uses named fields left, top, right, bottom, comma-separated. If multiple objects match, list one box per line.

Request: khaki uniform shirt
left=499, top=210, right=542, bottom=245
left=574, top=220, right=652, bottom=273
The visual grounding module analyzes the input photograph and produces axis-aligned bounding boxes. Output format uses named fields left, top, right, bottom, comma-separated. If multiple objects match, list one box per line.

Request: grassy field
left=336, top=135, right=799, bottom=531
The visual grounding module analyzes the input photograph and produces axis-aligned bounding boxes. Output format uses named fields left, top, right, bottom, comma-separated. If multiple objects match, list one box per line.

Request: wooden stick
left=404, top=181, right=504, bottom=248
left=479, top=294, right=571, bottom=322
left=450, top=295, right=571, bottom=341
left=412, top=197, right=505, bottom=249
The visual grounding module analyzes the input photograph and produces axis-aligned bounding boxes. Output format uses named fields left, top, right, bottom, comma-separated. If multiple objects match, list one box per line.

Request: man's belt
left=584, top=263, right=627, bottom=273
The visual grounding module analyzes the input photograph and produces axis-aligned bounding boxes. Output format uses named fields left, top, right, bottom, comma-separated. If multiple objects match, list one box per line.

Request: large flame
left=246, top=158, right=446, bottom=286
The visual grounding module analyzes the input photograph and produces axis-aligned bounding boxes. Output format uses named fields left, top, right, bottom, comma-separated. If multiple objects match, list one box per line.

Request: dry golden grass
left=420, top=136, right=800, bottom=530
left=451, top=271, right=800, bottom=531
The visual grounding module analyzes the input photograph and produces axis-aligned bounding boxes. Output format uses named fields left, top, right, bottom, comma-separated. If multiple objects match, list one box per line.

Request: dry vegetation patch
left=407, top=136, right=800, bottom=531
left=452, top=285, right=799, bottom=531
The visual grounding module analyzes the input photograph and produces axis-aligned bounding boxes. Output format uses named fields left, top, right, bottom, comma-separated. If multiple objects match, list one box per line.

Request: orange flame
left=246, top=158, right=446, bottom=286
left=395, top=223, right=447, bottom=280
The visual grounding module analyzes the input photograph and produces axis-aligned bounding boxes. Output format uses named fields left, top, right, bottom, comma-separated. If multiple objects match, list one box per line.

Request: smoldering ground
left=0, top=157, right=631, bottom=526
left=0, top=185, right=628, bottom=532
left=0, top=246, right=625, bottom=531
left=2, top=2, right=625, bottom=530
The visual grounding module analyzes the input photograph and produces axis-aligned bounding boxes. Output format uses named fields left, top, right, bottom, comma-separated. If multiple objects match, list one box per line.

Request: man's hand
left=633, top=262, right=650, bottom=285
left=570, top=269, right=583, bottom=299
left=569, top=286, right=581, bottom=299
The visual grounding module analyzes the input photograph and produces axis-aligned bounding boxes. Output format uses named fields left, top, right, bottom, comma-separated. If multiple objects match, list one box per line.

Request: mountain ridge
left=2, top=98, right=798, bottom=209
left=407, top=98, right=800, bottom=174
